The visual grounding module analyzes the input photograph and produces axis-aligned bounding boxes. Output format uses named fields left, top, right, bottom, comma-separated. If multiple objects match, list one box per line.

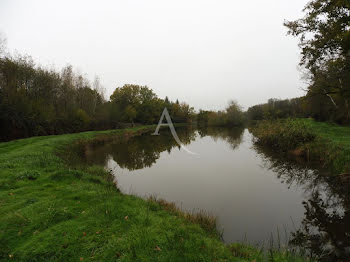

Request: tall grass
left=147, top=195, right=218, bottom=236
left=251, top=118, right=350, bottom=174
left=252, top=119, right=316, bottom=151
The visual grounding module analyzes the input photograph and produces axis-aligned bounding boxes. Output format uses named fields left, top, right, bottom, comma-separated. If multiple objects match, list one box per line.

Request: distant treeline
left=247, top=97, right=306, bottom=121
left=0, top=53, right=194, bottom=141
left=197, top=101, right=245, bottom=127
left=247, top=93, right=350, bottom=124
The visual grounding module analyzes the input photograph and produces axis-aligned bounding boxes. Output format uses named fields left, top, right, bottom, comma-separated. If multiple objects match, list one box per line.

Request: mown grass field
left=252, top=118, right=350, bottom=174
left=0, top=127, right=308, bottom=261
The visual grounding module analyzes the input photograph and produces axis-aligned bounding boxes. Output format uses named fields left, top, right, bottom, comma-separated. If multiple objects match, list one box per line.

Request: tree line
left=197, top=100, right=245, bottom=127
left=2, top=0, right=348, bottom=140
left=0, top=44, right=194, bottom=141
left=247, top=97, right=306, bottom=121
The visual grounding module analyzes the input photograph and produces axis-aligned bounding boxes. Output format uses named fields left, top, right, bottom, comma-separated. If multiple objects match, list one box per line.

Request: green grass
left=300, top=119, right=350, bottom=148
left=0, top=127, right=309, bottom=261
left=252, top=118, right=350, bottom=174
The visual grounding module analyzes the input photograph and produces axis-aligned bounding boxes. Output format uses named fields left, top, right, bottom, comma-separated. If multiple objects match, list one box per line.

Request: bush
left=252, top=119, right=316, bottom=151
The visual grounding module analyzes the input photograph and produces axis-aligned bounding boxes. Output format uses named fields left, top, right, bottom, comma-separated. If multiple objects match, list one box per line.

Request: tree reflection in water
left=83, top=127, right=350, bottom=260
left=254, top=145, right=350, bottom=261
left=84, top=126, right=197, bottom=170
left=84, top=126, right=245, bottom=170
left=198, top=126, right=244, bottom=150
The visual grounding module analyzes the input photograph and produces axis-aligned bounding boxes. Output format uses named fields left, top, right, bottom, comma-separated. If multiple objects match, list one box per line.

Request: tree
left=124, top=105, right=137, bottom=125
left=226, top=100, right=244, bottom=126
left=284, top=0, right=350, bottom=123
left=75, top=108, right=90, bottom=130
left=164, top=96, right=170, bottom=104
left=284, top=0, right=350, bottom=71
left=197, top=101, right=244, bottom=127
left=0, top=32, right=7, bottom=56
left=110, top=84, right=162, bottom=124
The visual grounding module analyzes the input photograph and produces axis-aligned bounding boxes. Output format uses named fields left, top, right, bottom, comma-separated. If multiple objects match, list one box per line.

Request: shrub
left=252, top=119, right=316, bottom=151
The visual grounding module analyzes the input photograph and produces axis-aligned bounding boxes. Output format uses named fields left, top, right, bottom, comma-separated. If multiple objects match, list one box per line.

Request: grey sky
left=0, top=0, right=308, bottom=110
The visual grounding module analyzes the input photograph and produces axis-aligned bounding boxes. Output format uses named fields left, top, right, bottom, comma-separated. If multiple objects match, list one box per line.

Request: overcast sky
left=0, top=0, right=308, bottom=110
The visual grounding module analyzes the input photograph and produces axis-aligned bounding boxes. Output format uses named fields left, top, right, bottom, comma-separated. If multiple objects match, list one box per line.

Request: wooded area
left=0, top=0, right=349, bottom=141
left=0, top=46, right=194, bottom=141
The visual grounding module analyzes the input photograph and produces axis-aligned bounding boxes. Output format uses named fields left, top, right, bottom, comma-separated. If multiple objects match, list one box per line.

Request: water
left=83, top=126, right=350, bottom=259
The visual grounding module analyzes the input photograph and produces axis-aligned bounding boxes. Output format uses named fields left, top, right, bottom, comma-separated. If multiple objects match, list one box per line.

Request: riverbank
left=0, top=127, right=308, bottom=261
left=251, top=119, right=350, bottom=175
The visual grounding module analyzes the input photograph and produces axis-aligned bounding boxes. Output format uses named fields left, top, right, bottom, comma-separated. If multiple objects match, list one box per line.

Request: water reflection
left=198, top=126, right=244, bottom=150
left=292, top=188, right=350, bottom=261
left=84, top=126, right=197, bottom=170
left=83, top=127, right=349, bottom=260
left=254, top=144, right=350, bottom=261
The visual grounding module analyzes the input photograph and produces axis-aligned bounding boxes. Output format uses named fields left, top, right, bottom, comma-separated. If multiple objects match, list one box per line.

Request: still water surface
left=83, top=127, right=349, bottom=259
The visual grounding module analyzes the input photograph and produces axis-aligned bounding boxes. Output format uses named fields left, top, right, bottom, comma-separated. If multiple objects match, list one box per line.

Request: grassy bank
left=251, top=119, right=350, bottom=174
left=0, top=127, right=308, bottom=261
